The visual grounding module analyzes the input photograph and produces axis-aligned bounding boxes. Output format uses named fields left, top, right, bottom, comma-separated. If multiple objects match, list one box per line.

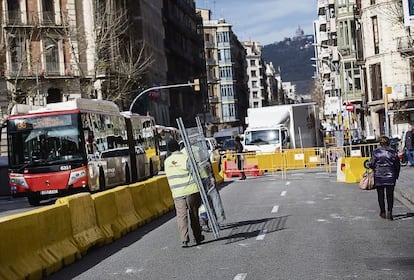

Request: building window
left=250, top=59, right=256, bottom=66
left=219, top=66, right=233, bottom=80
left=44, top=39, right=59, bottom=74
left=370, top=0, right=376, bottom=4
left=253, top=91, right=258, bottom=98
left=222, top=103, right=235, bottom=120
left=369, top=63, right=382, bottom=102
left=219, top=49, right=231, bottom=62
left=9, top=37, right=26, bottom=72
left=253, top=101, right=259, bottom=108
left=251, top=70, right=257, bottom=77
left=220, top=84, right=234, bottom=98
left=217, top=31, right=230, bottom=44
left=372, top=16, right=379, bottom=54
left=252, top=81, right=258, bottom=88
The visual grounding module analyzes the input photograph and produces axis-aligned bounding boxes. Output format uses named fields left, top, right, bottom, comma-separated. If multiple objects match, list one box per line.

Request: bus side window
left=85, top=130, right=96, bottom=155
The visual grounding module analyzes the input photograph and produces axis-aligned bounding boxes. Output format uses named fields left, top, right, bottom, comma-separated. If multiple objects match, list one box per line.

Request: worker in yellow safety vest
left=164, top=139, right=204, bottom=248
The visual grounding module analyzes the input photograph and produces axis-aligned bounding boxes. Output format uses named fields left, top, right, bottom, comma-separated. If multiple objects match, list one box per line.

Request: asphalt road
left=43, top=171, right=414, bottom=280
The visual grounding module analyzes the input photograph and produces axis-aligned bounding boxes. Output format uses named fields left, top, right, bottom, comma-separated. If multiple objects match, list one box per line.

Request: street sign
left=345, top=103, right=354, bottom=112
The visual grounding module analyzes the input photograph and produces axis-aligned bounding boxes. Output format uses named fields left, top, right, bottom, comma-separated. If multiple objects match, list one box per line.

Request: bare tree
left=63, top=0, right=153, bottom=108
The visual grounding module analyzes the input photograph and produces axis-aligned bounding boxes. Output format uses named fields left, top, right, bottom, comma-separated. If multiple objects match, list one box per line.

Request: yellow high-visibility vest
left=164, top=151, right=199, bottom=199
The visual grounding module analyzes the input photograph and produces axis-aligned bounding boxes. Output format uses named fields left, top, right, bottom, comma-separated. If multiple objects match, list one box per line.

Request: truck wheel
left=27, top=193, right=40, bottom=206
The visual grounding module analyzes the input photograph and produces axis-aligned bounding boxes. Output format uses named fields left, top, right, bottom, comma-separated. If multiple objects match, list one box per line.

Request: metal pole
left=128, top=82, right=195, bottom=112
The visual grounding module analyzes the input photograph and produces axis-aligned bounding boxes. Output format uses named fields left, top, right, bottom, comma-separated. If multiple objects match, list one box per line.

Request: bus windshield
left=245, top=129, right=280, bottom=145
left=8, top=114, right=83, bottom=167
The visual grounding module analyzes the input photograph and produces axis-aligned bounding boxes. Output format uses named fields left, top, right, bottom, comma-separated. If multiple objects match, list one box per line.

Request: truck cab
left=243, top=125, right=290, bottom=153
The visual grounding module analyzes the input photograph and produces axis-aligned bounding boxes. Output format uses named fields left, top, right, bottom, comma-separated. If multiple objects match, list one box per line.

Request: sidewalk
left=395, top=167, right=414, bottom=211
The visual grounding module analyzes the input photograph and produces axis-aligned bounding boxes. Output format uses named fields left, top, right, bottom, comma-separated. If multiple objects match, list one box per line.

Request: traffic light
left=193, top=78, right=200, bottom=91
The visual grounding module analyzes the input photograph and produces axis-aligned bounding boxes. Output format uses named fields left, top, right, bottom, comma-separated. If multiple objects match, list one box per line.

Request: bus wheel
left=27, top=193, right=40, bottom=206
left=125, top=164, right=131, bottom=184
left=97, top=167, right=106, bottom=190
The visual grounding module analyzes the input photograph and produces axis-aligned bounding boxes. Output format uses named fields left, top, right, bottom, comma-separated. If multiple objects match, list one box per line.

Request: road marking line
left=271, top=205, right=279, bottom=213
left=256, top=229, right=267, bottom=240
left=286, top=181, right=291, bottom=185
left=233, top=273, right=247, bottom=280
left=281, top=191, right=287, bottom=196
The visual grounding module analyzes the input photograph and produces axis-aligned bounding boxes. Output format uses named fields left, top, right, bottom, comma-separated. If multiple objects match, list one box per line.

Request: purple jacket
left=368, top=146, right=400, bottom=186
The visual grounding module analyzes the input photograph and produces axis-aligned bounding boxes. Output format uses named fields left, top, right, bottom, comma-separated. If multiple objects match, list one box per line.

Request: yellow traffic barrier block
left=34, top=204, right=80, bottom=277
left=337, top=157, right=346, bottom=182
left=337, top=157, right=370, bottom=183
left=0, top=211, right=45, bottom=280
left=344, top=157, right=370, bottom=183
left=144, top=177, right=166, bottom=217
left=56, top=193, right=105, bottom=255
left=92, top=190, right=127, bottom=244
left=155, top=176, right=174, bottom=212
left=112, top=186, right=142, bottom=231
left=129, top=181, right=154, bottom=224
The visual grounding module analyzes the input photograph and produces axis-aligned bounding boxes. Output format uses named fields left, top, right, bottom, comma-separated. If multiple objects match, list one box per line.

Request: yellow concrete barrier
left=337, top=157, right=370, bottom=183
left=0, top=211, right=45, bottom=280
left=129, top=181, right=154, bottom=224
left=34, top=204, right=80, bottom=276
left=112, top=186, right=142, bottom=231
left=144, top=177, right=166, bottom=217
left=56, top=193, right=105, bottom=255
left=155, top=176, right=174, bottom=212
left=92, top=190, right=127, bottom=244
left=344, top=157, right=370, bottom=183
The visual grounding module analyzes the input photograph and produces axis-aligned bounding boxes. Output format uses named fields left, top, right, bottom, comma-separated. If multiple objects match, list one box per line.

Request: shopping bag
left=359, top=170, right=375, bottom=190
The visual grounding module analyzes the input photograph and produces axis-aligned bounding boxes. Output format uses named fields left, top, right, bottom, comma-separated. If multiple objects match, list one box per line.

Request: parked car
left=219, top=138, right=236, bottom=156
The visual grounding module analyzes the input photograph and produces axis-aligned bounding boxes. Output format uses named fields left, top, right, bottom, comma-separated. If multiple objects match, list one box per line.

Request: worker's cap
left=167, top=139, right=180, bottom=152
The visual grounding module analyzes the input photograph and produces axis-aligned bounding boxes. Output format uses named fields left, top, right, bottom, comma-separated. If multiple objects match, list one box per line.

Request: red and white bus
left=7, top=98, right=160, bottom=205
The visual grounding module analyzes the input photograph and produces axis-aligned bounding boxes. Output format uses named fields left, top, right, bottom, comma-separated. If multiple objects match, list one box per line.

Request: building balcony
left=318, top=0, right=329, bottom=9
left=343, top=90, right=362, bottom=103
left=206, top=58, right=217, bottom=65
left=208, top=96, right=220, bottom=103
left=204, top=41, right=216, bottom=49
left=396, top=36, right=414, bottom=57
left=2, top=11, right=65, bottom=27
left=323, top=81, right=333, bottom=91
left=5, top=62, right=73, bottom=78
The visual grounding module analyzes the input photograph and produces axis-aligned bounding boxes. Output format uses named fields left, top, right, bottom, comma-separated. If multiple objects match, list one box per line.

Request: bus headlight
left=10, top=175, right=29, bottom=189
left=68, top=169, right=87, bottom=185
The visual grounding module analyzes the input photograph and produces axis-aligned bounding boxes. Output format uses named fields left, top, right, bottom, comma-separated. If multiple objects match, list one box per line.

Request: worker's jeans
left=174, top=192, right=202, bottom=243
left=406, top=148, right=414, bottom=165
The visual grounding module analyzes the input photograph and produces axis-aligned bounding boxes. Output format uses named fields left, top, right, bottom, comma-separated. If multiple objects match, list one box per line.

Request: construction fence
left=221, top=142, right=379, bottom=182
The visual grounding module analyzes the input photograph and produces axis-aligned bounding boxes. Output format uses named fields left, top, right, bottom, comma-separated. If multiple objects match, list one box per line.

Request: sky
left=195, top=0, right=316, bottom=45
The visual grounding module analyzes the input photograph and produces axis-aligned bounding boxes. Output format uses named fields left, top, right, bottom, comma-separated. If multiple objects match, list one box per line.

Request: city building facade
left=198, top=9, right=248, bottom=132
left=243, top=41, right=268, bottom=108
left=358, top=0, right=414, bottom=138
left=163, top=0, right=206, bottom=127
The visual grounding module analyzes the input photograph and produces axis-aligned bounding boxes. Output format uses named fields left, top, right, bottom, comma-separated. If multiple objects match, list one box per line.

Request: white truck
left=243, top=103, right=320, bottom=153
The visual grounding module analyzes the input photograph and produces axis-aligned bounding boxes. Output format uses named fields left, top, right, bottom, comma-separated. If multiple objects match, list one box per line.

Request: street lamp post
left=128, top=81, right=199, bottom=112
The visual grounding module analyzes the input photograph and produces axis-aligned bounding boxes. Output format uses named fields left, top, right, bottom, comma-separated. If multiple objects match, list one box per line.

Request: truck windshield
left=7, top=114, right=84, bottom=168
left=245, top=130, right=280, bottom=145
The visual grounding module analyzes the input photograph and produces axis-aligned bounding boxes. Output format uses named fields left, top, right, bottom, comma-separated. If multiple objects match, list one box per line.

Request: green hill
left=262, top=35, right=315, bottom=95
